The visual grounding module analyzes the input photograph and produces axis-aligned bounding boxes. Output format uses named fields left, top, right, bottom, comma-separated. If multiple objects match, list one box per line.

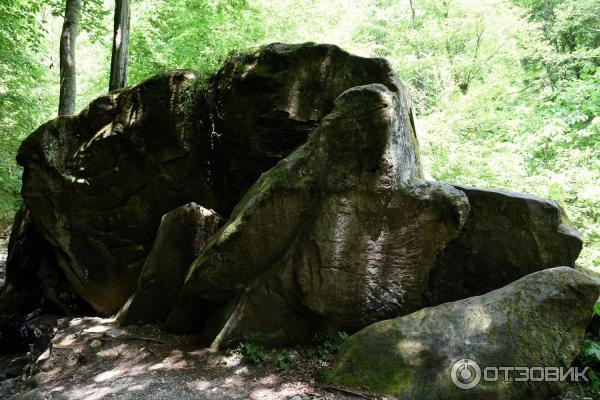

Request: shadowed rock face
left=17, top=71, right=212, bottom=316
left=323, top=267, right=600, bottom=399
left=0, top=205, right=47, bottom=316
left=166, top=84, right=469, bottom=347
left=426, top=185, right=583, bottom=306
left=117, top=203, right=222, bottom=325
left=205, top=42, right=419, bottom=212
left=14, top=43, right=405, bottom=316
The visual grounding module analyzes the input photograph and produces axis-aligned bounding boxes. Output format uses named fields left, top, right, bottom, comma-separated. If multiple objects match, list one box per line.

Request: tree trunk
left=58, top=0, right=81, bottom=116
left=109, top=0, right=131, bottom=91
left=408, top=0, right=425, bottom=92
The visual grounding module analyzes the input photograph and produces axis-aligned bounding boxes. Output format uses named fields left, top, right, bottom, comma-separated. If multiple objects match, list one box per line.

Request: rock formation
left=323, top=267, right=599, bottom=399
left=14, top=71, right=208, bottom=316
left=9, top=43, right=411, bottom=316
left=0, top=44, right=592, bottom=400
left=0, top=205, right=48, bottom=316
left=166, top=83, right=468, bottom=347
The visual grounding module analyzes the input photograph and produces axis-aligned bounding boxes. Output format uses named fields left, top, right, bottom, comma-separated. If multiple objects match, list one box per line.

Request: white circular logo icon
left=451, top=359, right=481, bottom=389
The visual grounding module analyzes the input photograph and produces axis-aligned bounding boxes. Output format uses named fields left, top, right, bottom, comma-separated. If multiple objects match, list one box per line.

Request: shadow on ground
left=0, top=317, right=381, bottom=400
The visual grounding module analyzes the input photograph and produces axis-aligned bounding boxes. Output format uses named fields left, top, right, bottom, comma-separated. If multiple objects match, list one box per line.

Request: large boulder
left=426, top=185, right=583, bottom=305
left=323, top=267, right=600, bottom=399
left=0, top=205, right=85, bottom=318
left=17, top=71, right=210, bottom=316
left=117, top=203, right=222, bottom=324
left=0, top=205, right=87, bottom=354
left=166, top=84, right=469, bottom=347
left=15, top=43, right=404, bottom=316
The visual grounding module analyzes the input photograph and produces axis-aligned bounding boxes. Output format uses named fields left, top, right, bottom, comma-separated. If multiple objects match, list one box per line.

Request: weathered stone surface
left=323, top=267, right=600, bottom=399
left=16, top=43, right=406, bottom=316
left=208, top=42, right=415, bottom=212
left=0, top=206, right=91, bottom=354
left=17, top=71, right=211, bottom=316
left=166, top=84, right=469, bottom=347
left=0, top=205, right=47, bottom=316
left=7, top=42, right=587, bottom=370
left=426, top=185, right=583, bottom=305
left=117, top=203, right=221, bottom=324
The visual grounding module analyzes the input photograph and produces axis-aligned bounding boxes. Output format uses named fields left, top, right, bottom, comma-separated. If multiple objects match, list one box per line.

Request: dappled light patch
left=1, top=315, right=361, bottom=399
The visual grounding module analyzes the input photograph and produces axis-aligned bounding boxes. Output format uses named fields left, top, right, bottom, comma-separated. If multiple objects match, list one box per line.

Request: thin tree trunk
left=409, top=0, right=418, bottom=32
left=109, top=0, right=131, bottom=91
left=58, top=0, right=81, bottom=116
left=408, top=0, right=425, bottom=92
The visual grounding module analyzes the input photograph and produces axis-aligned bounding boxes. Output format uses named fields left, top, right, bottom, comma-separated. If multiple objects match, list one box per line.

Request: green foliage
left=277, top=348, right=292, bottom=370
left=46, top=0, right=110, bottom=42
left=563, top=302, right=600, bottom=399
left=567, top=340, right=600, bottom=398
left=306, top=331, right=349, bottom=363
left=128, top=0, right=265, bottom=83
left=0, top=0, right=53, bottom=223
left=582, top=340, right=600, bottom=365
left=239, top=342, right=266, bottom=364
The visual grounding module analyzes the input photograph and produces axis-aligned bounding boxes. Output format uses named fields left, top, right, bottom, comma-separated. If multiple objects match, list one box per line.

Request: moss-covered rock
left=323, top=267, right=600, bottom=399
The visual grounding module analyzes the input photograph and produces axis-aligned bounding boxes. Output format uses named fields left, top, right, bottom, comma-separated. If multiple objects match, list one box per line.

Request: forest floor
left=0, top=317, right=381, bottom=400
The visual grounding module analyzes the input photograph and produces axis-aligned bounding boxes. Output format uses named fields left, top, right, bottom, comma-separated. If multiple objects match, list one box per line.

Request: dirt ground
left=0, top=317, right=385, bottom=400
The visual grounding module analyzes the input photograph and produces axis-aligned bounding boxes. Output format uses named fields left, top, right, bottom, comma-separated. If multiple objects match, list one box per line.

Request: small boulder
left=323, top=267, right=600, bottom=399
left=117, top=203, right=221, bottom=324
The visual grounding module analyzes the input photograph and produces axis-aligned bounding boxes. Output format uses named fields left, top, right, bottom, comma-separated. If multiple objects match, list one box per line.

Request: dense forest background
left=1, top=0, right=598, bottom=270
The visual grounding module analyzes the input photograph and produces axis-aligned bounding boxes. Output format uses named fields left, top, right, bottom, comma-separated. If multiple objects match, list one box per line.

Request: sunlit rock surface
left=323, top=267, right=600, bottom=399
left=208, top=42, right=416, bottom=212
